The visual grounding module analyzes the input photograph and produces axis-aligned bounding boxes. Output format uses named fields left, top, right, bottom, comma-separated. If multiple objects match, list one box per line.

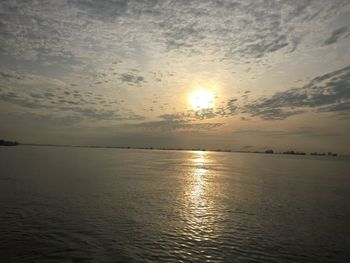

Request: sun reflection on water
left=191, top=152, right=208, bottom=202
left=191, top=167, right=207, bottom=200
left=179, top=151, right=224, bottom=244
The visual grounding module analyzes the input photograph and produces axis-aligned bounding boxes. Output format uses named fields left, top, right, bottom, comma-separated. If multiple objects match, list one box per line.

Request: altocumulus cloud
left=119, top=72, right=145, bottom=86
left=0, top=0, right=349, bottom=136
left=0, top=69, right=145, bottom=123
left=0, top=0, right=348, bottom=65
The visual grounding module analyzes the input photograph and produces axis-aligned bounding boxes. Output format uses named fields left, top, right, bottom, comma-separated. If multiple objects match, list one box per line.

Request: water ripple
left=1, top=147, right=349, bottom=262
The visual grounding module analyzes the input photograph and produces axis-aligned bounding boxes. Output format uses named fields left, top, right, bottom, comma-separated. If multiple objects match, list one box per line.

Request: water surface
left=0, top=146, right=349, bottom=262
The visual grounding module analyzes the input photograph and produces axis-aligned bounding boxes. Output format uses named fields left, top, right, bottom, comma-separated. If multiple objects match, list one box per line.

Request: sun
left=189, top=89, right=214, bottom=110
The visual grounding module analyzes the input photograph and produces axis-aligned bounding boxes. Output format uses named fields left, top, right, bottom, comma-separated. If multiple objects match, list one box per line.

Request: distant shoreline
left=0, top=140, right=19, bottom=146
left=5, top=142, right=344, bottom=157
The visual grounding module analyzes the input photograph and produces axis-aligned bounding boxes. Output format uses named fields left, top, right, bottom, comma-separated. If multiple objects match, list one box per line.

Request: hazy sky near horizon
left=1, top=0, right=350, bottom=153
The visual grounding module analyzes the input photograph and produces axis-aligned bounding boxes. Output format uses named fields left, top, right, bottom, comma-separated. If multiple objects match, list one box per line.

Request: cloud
left=243, top=65, right=350, bottom=120
left=139, top=62, right=350, bottom=122
left=324, top=26, right=349, bottom=45
left=0, top=0, right=348, bottom=66
left=0, top=69, right=25, bottom=81
left=158, top=108, right=217, bottom=121
left=242, top=145, right=254, bottom=149
left=0, top=86, right=144, bottom=122
left=5, top=112, right=83, bottom=126
left=131, top=119, right=223, bottom=131
left=119, top=72, right=145, bottom=85
left=154, top=64, right=350, bottom=122
left=1, top=0, right=349, bottom=136
left=70, top=107, right=144, bottom=121
left=159, top=96, right=238, bottom=121
left=233, top=126, right=343, bottom=138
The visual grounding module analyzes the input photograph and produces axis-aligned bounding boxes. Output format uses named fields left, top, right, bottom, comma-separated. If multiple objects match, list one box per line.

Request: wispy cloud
left=243, top=65, right=350, bottom=120
left=324, top=26, right=349, bottom=45
left=233, top=126, right=343, bottom=138
left=131, top=119, right=223, bottom=131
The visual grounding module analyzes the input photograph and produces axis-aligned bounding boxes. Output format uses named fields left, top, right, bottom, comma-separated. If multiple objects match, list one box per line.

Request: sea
left=0, top=146, right=349, bottom=262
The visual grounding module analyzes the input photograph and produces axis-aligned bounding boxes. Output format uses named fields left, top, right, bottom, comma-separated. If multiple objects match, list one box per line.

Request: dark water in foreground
left=0, top=146, right=349, bottom=262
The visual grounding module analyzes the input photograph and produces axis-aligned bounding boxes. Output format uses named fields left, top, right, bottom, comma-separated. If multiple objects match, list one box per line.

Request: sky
left=0, top=0, right=350, bottom=154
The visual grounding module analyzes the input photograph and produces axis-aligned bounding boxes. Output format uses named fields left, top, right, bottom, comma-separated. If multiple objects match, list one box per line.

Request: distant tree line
left=0, top=139, right=19, bottom=146
left=264, top=149, right=337, bottom=156
left=0, top=139, right=339, bottom=156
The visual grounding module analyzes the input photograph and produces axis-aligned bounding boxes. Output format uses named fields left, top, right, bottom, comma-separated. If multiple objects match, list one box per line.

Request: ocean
left=1, top=146, right=349, bottom=262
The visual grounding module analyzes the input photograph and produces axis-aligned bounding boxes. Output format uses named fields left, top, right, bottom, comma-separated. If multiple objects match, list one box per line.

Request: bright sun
left=189, top=89, right=214, bottom=110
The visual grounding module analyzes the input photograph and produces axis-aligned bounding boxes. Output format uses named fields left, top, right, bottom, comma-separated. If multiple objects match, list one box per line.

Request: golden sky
left=0, top=0, right=349, bottom=153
